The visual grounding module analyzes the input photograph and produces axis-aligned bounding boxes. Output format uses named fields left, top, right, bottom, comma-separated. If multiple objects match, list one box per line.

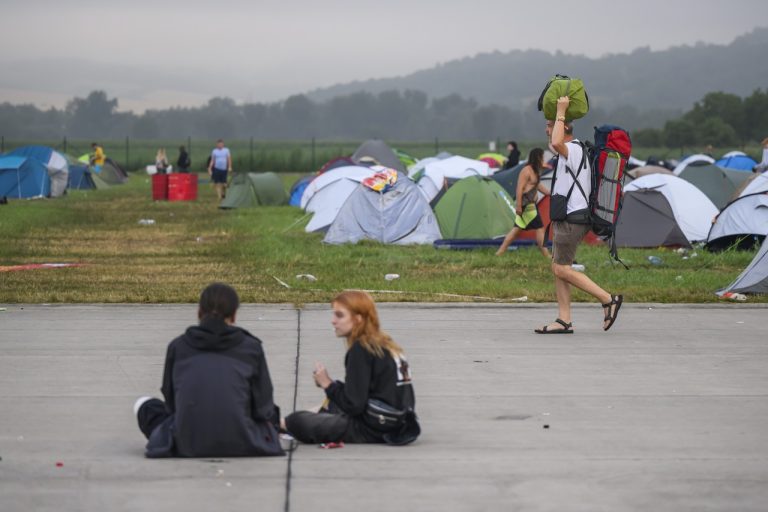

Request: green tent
left=678, top=163, right=736, bottom=209
left=219, top=172, right=288, bottom=209
left=77, top=154, right=128, bottom=184
left=394, top=149, right=417, bottom=170
left=434, top=175, right=517, bottom=239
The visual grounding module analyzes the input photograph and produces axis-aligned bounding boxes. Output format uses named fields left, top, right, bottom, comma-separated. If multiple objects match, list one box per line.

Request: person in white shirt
left=535, top=96, right=623, bottom=334
left=207, top=139, right=232, bottom=200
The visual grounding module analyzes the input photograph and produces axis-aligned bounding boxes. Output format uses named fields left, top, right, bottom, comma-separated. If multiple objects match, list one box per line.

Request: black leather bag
left=363, top=399, right=406, bottom=432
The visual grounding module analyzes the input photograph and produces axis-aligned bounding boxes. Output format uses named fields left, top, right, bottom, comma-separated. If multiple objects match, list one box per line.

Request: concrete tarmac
left=1, top=303, right=767, bottom=512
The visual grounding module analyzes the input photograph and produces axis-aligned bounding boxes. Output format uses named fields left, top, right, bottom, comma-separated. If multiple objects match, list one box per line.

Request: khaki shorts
left=552, top=221, right=591, bottom=265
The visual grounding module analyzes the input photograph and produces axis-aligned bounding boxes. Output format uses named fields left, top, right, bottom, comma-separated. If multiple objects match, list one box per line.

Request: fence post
left=250, top=136, right=254, bottom=170
left=125, top=136, right=129, bottom=170
left=311, top=136, right=316, bottom=172
left=63, top=136, right=67, bottom=155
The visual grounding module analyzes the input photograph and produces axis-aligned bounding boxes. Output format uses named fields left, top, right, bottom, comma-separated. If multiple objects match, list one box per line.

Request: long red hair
left=332, top=290, right=403, bottom=358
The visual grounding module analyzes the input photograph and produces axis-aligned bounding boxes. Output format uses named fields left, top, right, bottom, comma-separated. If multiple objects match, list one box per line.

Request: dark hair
left=179, top=145, right=186, bottom=152
left=564, top=123, right=574, bottom=136
left=528, top=148, right=545, bottom=175
left=199, top=282, right=239, bottom=320
left=507, top=141, right=518, bottom=149
left=92, top=142, right=98, bottom=147
left=217, top=139, right=224, bottom=143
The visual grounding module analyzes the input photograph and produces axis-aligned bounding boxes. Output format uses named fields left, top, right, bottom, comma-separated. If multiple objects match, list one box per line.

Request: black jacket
left=504, top=148, right=521, bottom=169
left=177, top=151, right=190, bottom=169
left=325, top=342, right=416, bottom=438
left=145, top=317, right=284, bottom=458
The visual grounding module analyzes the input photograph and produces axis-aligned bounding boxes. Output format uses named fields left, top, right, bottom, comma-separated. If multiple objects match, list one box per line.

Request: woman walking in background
left=496, top=147, right=551, bottom=258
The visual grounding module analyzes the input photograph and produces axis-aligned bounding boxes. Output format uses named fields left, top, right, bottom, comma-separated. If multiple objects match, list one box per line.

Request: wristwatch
left=556, top=115, right=567, bottom=122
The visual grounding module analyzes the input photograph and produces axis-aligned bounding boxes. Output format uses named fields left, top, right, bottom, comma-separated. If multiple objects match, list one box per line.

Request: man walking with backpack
left=535, top=96, right=622, bottom=334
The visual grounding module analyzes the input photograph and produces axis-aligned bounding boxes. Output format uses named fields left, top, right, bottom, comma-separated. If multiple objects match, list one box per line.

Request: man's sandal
left=534, top=318, right=573, bottom=334
left=602, top=294, right=623, bottom=331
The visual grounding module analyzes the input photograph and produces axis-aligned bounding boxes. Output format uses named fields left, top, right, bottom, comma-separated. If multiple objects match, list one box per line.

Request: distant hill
left=306, top=28, right=768, bottom=113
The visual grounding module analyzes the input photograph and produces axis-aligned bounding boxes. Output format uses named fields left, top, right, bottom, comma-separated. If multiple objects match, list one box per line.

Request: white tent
left=624, top=174, right=718, bottom=242
left=739, top=171, right=768, bottom=197
left=717, top=237, right=768, bottom=296
left=722, top=150, right=747, bottom=158
left=417, top=156, right=490, bottom=203
left=672, top=154, right=715, bottom=175
left=706, top=193, right=768, bottom=250
left=301, top=165, right=380, bottom=232
left=408, top=157, right=440, bottom=178
left=300, top=165, right=375, bottom=209
left=324, top=173, right=440, bottom=245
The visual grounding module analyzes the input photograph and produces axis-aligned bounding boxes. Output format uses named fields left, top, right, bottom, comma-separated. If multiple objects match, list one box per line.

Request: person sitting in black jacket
left=503, top=141, right=521, bottom=169
left=177, top=145, right=191, bottom=173
left=134, top=283, right=284, bottom=458
left=284, top=290, right=419, bottom=445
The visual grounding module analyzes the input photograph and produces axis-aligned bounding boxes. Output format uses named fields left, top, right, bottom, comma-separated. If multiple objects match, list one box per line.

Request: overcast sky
left=0, top=0, right=764, bottom=111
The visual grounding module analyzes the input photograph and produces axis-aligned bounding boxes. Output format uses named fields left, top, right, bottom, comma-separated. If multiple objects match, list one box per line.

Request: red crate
left=168, top=173, right=198, bottom=201
left=152, top=174, right=168, bottom=201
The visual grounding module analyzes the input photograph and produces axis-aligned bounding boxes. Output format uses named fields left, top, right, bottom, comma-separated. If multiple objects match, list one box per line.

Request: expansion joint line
left=284, top=307, right=302, bottom=512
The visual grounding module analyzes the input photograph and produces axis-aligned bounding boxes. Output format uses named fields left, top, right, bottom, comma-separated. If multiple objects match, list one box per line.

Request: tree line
left=632, top=90, right=768, bottom=148
left=1, top=89, right=766, bottom=146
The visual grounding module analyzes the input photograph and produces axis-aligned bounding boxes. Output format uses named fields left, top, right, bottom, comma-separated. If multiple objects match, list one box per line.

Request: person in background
left=283, top=291, right=419, bottom=446
left=177, top=146, right=191, bottom=173
left=496, top=148, right=551, bottom=258
left=90, top=142, right=105, bottom=174
left=155, top=148, right=169, bottom=174
left=133, top=282, right=284, bottom=458
left=535, top=96, right=623, bottom=335
left=754, top=138, right=768, bottom=173
left=503, top=141, right=521, bottom=169
left=207, top=139, right=232, bottom=200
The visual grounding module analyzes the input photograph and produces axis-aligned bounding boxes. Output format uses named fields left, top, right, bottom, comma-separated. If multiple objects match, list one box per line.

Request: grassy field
left=0, top=173, right=763, bottom=305
left=2, top=138, right=763, bottom=174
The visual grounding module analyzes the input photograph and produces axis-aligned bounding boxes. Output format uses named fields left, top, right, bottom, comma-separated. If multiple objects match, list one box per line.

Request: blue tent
left=0, top=156, right=50, bottom=198
left=289, top=175, right=314, bottom=207
left=68, top=163, right=97, bottom=189
left=6, top=145, right=69, bottom=196
left=716, top=154, right=758, bottom=171
left=8, top=145, right=51, bottom=161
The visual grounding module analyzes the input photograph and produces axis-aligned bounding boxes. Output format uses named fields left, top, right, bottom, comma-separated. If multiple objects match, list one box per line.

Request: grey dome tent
left=219, top=172, right=288, bottom=209
left=615, top=189, right=691, bottom=248
left=351, top=140, right=406, bottom=174
left=706, top=193, right=768, bottom=251
left=677, top=163, right=736, bottom=209
left=323, top=173, right=440, bottom=245
left=717, top=237, right=768, bottom=296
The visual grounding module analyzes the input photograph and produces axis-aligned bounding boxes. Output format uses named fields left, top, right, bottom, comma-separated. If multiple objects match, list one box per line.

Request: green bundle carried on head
left=538, top=74, right=590, bottom=121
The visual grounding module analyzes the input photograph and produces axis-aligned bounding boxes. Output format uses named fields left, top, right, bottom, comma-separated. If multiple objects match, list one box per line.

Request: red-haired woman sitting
left=284, top=291, right=420, bottom=445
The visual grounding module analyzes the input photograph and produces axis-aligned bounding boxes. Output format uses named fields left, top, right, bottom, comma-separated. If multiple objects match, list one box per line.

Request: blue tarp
left=716, top=154, right=758, bottom=171
left=0, top=156, right=50, bottom=198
